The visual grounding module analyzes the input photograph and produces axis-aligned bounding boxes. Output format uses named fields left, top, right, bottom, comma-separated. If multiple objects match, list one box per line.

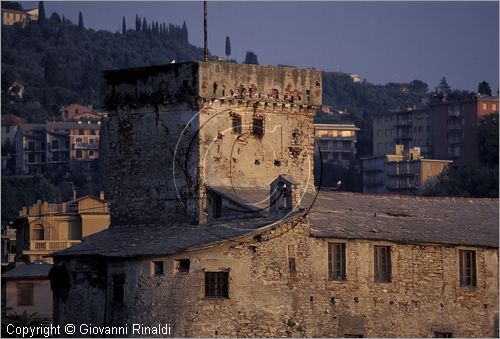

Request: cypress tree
left=135, top=14, right=140, bottom=31
left=142, top=17, right=147, bottom=32
left=122, top=16, right=126, bottom=34
left=78, top=11, right=84, bottom=30
left=181, top=21, right=188, bottom=44
left=38, top=1, right=46, bottom=24
left=225, top=36, right=231, bottom=59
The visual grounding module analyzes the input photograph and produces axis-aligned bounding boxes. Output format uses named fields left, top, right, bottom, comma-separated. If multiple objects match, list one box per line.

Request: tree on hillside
left=142, top=17, right=147, bottom=32
left=243, top=51, right=259, bottom=65
left=181, top=21, right=188, bottom=43
left=135, top=14, right=140, bottom=31
left=478, top=81, right=492, bottom=96
left=1, top=1, right=23, bottom=10
left=122, top=16, right=126, bottom=34
left=225, top=36, right=231, bottom=60
left=478, top=112, right=499, bottom=167
left=438, top=77, right=450, bottom=95
left=38, top=1, right=45, bottom=23
left=78, top=11, right=84, bottom=30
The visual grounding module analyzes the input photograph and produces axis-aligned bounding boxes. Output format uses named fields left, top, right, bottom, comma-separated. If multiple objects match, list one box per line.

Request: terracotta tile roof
left=2, top=114, right=26, bottom=126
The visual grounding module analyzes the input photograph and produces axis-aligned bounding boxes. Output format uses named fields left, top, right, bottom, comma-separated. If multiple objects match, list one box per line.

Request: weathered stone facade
left=51, top=62, right=498, bottom=338
left=104, top=62, right=320, bottom=226
left=53, top=215, right=498, bottom=337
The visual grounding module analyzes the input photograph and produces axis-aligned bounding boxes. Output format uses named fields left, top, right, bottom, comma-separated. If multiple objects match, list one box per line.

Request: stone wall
left=103, top=62, right=320, bottom=226
left=55, top=218, right=499, bottom=337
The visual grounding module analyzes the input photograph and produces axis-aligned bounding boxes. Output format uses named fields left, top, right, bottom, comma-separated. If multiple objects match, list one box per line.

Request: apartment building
left=14, top=121, right=101, bottom=178
left=373, top=107, right=433, bottom=158
left=12, top=193, right=110, bottom=263
left=431, top=97, right=498, bottom=168
left=362, top=145, right=451, bottom=195
left=314, top=123, right=359, bottom=166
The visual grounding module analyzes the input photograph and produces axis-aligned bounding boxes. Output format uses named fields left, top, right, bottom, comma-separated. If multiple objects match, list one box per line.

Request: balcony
left=72, top=143, right=98, bottom=149
left=29, top=240, right=81, bottom=251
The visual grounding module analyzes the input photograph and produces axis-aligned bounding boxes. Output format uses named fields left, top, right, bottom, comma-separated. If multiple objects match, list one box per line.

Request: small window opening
left=274, top=160, right=281, bottom=167
left=176, top=259, right=190, bottom=273
left=232, top=115, right=242, bottom=134
left=213, top=82, right=218, bottom=94
left=434, top=332, right=453, bottom=338
left=252, top=118, right=264, bottom=137
left=153, top=261, right=164, bottom=276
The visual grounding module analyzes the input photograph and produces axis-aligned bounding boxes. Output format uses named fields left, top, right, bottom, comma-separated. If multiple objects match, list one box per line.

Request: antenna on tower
left=204, top=1, right=208, bottom=61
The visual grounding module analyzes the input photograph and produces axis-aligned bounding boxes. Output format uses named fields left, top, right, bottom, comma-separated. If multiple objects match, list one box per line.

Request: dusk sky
left=23, top=1, right=499, bottom=92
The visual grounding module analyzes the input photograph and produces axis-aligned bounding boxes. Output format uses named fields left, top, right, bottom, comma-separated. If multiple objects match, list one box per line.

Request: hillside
left=1, top=11, right=203, bottom=122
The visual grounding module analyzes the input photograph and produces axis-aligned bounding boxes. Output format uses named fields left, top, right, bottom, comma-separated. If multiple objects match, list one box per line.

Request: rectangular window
left=232, top=115, right=242, bottom=134
left=205, top=272, right=229, bottom=298
left=459, top=250, right=476, bottom=287
left=176, top=259, right=190, bottom=273
left=252, top=118, right=264, bottom=137
left=17, top=283, right=34, bottom=306
left=434, top=332, right=453, bottom=338
left=374, top=246, right=391, bottom=283
left=213, top=196, right=222, bottom=218
left=152, top=261, right=164, bottom=276
left=28, top=154, right=35, bottom=163
left=328, top=243, right=346, bottom=280
left=79, top=129, right=84, bottom=135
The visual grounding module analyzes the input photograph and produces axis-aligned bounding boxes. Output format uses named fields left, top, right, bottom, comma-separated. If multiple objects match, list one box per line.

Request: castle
left=51, top=62, right=498, bottom=337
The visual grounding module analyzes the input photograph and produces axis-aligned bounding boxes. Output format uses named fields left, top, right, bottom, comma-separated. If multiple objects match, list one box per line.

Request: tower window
left=232, top=115, right=242, bottom=134
left=252, top=118, right=264, bottom=137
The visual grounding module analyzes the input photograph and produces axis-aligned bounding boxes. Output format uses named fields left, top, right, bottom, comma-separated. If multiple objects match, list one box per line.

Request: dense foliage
left=1, top=175, right=59, bottom=225
left=424, top=112, right=499, bottom=198
left=1, top=9, right=203, bottom=122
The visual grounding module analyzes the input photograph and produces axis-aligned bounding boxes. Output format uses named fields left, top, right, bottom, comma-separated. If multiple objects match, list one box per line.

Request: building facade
left=431, top=97, right=499, bottom=169
left=14, top=121, right=101, bottom=178
left=1, top=8, right=28, bottom=26
left=49, top=62, right=498, bottom=338
left=373, top=107, right=433, bottom=158
left=2, top=262, right=53, bottom=323
left=362, top=145, right=451, bottom=195
left=314, top=123, right=359, bottom=166
left=60, top=104, right=106, bottom=122
left=13, top=194, right=110, bottom=263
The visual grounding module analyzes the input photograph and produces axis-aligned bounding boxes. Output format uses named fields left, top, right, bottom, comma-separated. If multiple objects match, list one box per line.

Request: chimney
left=270, top=175, right=301, bottom=215
left=395, top=144, right=404, bottom=156
left=409, top=147, right=421, bottom=161
left=99, top=190, right=105, bottom=200
left=73, top=189, right=77, bottom=201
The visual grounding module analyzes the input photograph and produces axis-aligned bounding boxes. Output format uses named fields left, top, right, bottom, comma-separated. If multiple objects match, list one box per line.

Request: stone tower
left=103, top=62, right=321, bottom=226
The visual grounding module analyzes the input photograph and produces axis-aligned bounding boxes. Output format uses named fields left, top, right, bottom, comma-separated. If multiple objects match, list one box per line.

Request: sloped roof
left=52, top=190, right=499, bottom=259
left=2, top=114, right=26, bottom=126
left=52, top=213, right=299, bottom=258
left=3, top=262, right=52, bottom=280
